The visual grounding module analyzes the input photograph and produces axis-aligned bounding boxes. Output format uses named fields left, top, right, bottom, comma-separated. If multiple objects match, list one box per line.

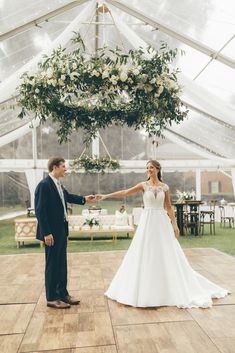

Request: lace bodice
left=142, top=182, right=169, bottom=209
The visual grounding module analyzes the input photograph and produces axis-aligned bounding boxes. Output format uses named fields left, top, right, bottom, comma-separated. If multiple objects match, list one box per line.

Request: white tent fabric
left=106, top=4, right=235, bottom=164
left=0, top=0, right=235, bottom=174
left=0, top=118, right=40, bottom=148
left=179, top=75, right=235, bottom=128
left=0, top=0, right=97, bottom=104
left=25, top=169, right=44, bottom=207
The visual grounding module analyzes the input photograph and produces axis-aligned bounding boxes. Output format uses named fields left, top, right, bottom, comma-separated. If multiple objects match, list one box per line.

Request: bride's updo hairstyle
left=147, top=160, right=162, bottom=181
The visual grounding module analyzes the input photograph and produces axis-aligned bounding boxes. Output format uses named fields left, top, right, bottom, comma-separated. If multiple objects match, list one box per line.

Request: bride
left=96, top=160, right=229, bottom=308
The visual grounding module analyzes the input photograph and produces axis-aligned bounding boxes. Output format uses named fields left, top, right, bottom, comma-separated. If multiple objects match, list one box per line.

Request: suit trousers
left=45, top=223, right=69, bottom=301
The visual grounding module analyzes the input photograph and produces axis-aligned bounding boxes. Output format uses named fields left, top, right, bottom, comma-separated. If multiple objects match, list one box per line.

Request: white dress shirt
left=49, top=174, right=68, bottom=221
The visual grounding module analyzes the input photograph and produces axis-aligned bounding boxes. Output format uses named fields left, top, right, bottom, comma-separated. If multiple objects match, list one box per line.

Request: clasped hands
left=85, top=194, right=105, bottom=202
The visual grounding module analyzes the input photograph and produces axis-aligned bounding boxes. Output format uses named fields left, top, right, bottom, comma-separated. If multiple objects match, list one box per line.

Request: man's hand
left=95, top=194, right=105, bottom=201
left=85, top=195, right=96, bottom=202
left=44, top=234, right=54, bottom=246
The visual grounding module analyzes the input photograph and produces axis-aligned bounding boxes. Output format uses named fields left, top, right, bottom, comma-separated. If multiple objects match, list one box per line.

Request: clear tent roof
left=1, top=0, right=235, bottom=163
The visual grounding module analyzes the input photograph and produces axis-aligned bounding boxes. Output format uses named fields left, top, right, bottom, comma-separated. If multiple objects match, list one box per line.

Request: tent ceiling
left=0, top=0, right=235, bottom=165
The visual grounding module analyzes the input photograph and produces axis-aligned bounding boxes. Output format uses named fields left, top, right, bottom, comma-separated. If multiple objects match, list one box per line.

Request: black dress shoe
left=62, top=295, right=80, bottom=305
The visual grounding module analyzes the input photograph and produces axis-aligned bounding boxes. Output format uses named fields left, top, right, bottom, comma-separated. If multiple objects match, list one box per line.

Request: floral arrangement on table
left=18, top=32, right=188, bottom=144
left=70, top=155, right=120, bottom=174
left=176, top=190, right=196, bottom=202
left=83, top=216, right=100, bottom=228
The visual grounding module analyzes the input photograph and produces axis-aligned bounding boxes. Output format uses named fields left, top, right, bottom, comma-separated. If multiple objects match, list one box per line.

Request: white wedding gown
left=105, top=183, right=229, bottom=308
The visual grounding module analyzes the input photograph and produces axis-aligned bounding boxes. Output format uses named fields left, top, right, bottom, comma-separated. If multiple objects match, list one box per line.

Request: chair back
left=209, top=199, right=217, bottom=211
left=219, top=206, right=225, bottom=219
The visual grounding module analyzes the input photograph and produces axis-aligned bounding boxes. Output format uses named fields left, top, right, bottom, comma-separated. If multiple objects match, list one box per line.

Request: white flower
left=110, top=75, right=118, bottom=85
left=70, top=72, right=78, bottom=80
left=91, top=70, right=100, bottom=77
left=35, top=88, right=40, bottom=94
left=158, top=85, right=164, bottom=95
left=102, top=70, right=109, bottom=79
left=167, top=79, right=178, bottom=90
left=61, top=75, right=66, bottom=81
left=46, top=68, right=53, bottom=79
left=103, top=64, right=111, bottom=72
left=141, top=74, right=148, bottom=82
left=132, top=68, right=140, bottom=75
left=156, top=77, right=163, bottom=85
left=150, top=78, right=156, bottom=84
left=119, top=71, right=128, bottom=82
left=72, top=63, right=77, bottom=70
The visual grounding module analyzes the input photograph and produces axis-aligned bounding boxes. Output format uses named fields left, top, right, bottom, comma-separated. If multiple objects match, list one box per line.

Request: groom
left=35, top=157, right=95, bottom=309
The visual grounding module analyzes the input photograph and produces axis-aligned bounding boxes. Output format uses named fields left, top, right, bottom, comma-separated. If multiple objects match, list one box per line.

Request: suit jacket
left=35, top=175, right=86, bottom=241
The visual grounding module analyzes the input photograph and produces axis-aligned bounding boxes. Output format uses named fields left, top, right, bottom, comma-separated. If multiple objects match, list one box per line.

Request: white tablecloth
left=82, top=209, right=108, bottom=216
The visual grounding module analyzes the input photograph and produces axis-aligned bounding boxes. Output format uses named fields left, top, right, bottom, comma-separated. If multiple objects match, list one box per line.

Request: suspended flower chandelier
left=18, top=33, right=188, bottom=144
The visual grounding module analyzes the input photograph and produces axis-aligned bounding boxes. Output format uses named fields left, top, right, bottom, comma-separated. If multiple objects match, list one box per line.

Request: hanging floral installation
left=18, top=33, right=188, bottom=144
left=69, top=132, right=120, bottom=174
left=70, top=155, right=120, bottom=174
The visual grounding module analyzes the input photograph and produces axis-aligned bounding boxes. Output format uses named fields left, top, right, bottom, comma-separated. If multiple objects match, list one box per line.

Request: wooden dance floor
left=0, top=248, right=235, bottom=353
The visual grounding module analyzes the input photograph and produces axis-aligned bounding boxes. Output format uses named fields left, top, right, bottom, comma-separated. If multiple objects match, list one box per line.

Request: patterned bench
left=14, top=214, right=135, bottom=247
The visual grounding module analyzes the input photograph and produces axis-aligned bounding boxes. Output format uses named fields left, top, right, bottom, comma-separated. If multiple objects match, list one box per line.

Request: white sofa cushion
left=115, top=211, right=129, bottom=226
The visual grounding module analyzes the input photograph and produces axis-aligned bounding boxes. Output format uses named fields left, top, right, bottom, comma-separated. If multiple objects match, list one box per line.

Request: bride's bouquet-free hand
left=95, top=194, right=106, bottom=201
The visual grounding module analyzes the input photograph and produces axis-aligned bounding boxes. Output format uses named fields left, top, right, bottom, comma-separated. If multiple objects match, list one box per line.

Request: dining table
left=173, top=200, right=203, bottom=236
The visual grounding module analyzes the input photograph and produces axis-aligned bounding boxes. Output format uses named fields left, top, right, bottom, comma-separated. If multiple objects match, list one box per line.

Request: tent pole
left=196, top=168, right=201, bottom=201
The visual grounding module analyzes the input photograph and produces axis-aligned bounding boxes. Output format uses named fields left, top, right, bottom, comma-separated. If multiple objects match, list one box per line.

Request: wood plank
left=0, top=304, right=35, bottom=334
left=188, top=305, right=235, bottom=339
left=19, top=312, right=115, bottom=352
left=193, top=268, right=234, bottom=305
left=0, top=334, right=23, bottom=353
left=32, top=347, right=117, bottom=353
left=183, top=248, right=222, bottom=257
left=73, top=346, right=117, bottom=353
left=114, top=321, right=221, bottom=353
left=32, top=350, right=73, bottom=353
left=69, top=253, right=101, bottom=266
left=0, top=282, right=43, bottom=304
left=212, top=338, right=235, bottom=353
left=35, top=290, right=108, bottom=314
left=68, top=266, right=105, bottom=291
left=0, top=249, right=234, bottom=353
left=108, top=299, right=192, bottom=326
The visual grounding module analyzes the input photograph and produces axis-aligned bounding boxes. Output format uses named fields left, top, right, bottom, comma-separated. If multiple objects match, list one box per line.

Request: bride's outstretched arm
left=164, top=190, right=180, bottom=238
left=96, top=183, right=143, bottom=200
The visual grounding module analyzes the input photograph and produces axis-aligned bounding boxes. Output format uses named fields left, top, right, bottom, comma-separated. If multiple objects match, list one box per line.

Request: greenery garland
left=70, top=155, right=120, bottom=174
left=18, top=33, right=188, bottom=144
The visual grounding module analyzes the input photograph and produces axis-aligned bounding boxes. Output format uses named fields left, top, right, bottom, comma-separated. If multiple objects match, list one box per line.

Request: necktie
left=57, top=181, right=68, bottom=221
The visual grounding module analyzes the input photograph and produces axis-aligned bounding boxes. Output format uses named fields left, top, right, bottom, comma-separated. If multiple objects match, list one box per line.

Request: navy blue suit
left=35, top=175, right=86, bottom=301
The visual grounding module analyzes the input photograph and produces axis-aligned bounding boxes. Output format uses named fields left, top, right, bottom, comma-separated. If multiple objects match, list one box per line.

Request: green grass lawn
left=0, top=218, right=234, bottom=256
left=0, top=205, right=25, bottom=216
